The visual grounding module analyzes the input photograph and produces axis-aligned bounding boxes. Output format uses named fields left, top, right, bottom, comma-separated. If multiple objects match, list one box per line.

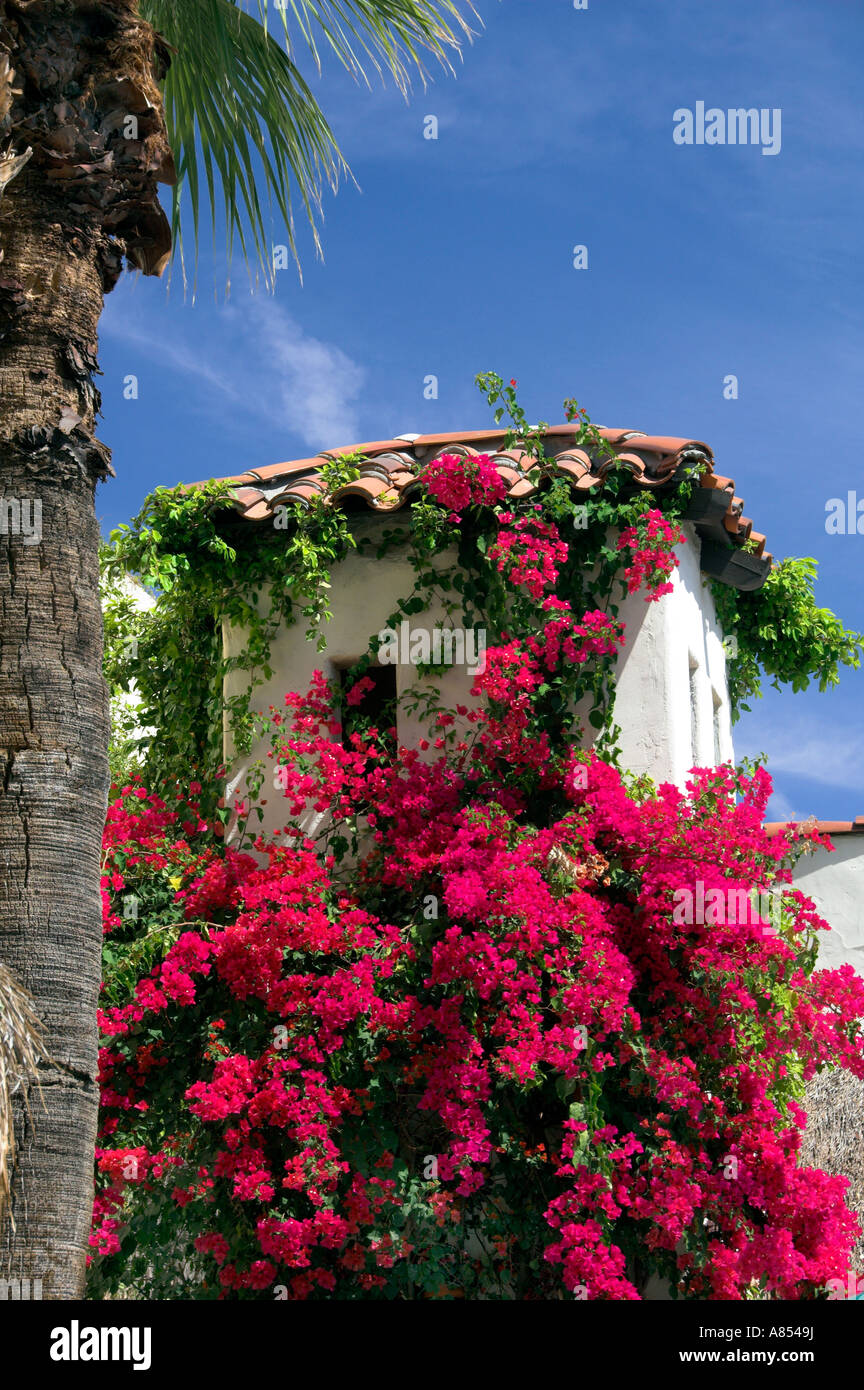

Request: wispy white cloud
left=232, top=298, right=365, bottom=446
left=102, top=296, right=366, bottom=449
left=737, top=714, right=864, bottom=791
left=104, top=319, right=245, bottom=402
left=768, top=735, right=864, bottom=790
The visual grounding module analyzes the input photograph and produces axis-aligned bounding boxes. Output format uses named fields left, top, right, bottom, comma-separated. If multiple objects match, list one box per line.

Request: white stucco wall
left=223, top=517, right=478, bottom=838
left=789, top=839, right=864, bottom=975
left=594, top=521, right=733, bottom=785
left=223, top=517, right=733, bottom=842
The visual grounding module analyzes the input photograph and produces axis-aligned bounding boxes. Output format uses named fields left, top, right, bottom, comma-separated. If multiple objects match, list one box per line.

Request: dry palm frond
left=547, top=843, right=611, bottom=888
left=801, top=1068, right=864, bottom=1273
left=0, top=962, right=50, bottom=1232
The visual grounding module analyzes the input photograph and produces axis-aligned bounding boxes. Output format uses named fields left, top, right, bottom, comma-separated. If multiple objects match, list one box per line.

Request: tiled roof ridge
left=763, top=818, right=864, bottom=838
left=193, top=423, right=772, bottom=590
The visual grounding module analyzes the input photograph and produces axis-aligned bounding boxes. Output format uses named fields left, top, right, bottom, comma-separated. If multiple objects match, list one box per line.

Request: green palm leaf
left=139, top=0, right=477, bottom=287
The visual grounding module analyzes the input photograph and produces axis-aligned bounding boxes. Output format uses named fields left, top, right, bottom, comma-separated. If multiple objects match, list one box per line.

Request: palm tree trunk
left=0, top=0, right=172, bottom=1297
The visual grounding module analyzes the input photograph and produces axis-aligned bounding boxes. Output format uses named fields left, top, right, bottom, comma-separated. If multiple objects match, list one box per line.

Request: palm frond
left=264, top=1, right=475, bottom=91
left=139, top=0, right=477, bottom=288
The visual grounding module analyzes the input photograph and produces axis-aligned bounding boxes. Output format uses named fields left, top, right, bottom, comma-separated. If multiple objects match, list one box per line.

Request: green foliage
left=710, top=557, right=863, bottom=719
left=102, top=469, right=368, bottom=808
left=101, top=381, right=862, bottom=803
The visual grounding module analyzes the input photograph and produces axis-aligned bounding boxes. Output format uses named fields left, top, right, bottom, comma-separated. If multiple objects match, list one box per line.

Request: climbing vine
left=101, top=375, right=861, bottom=805
left=710, top=559, right=862, bottom=717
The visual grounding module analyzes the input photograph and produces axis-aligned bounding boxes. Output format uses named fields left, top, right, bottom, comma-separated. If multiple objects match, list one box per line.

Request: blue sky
left=97, top=0, right=864, bottom=822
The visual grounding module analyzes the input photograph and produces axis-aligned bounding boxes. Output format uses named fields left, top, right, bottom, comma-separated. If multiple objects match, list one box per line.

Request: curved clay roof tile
left=192, top=424, right=769, bottom=584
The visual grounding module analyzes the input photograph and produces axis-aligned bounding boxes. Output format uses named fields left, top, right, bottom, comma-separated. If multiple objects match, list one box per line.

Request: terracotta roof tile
left=193, top=424, right=773, bottom=589
left=763, top=819, right=864, bottom=838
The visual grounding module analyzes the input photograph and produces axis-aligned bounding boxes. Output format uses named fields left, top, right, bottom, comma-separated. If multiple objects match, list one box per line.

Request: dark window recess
left=712, top=688, right=723, bottom=766
left=688, top=655, right=700, bottom=767
left=337, top=664, right=398, bottom=753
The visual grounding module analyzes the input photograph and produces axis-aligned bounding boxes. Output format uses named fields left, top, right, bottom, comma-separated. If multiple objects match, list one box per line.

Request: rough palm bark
left=0, top=0, right=171, bottom=1297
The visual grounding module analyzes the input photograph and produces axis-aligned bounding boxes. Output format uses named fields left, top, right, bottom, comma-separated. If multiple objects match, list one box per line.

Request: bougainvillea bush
left=90, top=413, right=864, bottom=1301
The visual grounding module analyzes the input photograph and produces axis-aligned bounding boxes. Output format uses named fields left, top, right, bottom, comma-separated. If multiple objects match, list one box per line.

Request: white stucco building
left=764, top=821, right=864, bottom=975
left=221, top=511, right=737, bottom=820
left=211, top=423, right=763, bottom=802
left=203, top=422, right=862, bottom=977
